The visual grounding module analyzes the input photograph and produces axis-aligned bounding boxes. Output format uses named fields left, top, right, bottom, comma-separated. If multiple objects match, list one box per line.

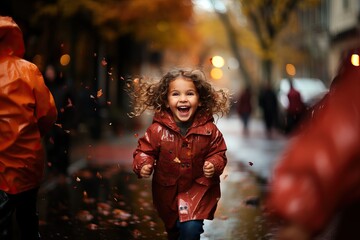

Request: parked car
left=277, top=77, right=328, bottom=111
left=275, top=78, right=328, bottom=131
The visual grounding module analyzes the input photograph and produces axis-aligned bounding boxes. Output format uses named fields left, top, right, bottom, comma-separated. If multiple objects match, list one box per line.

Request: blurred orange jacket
left=0, top=16, right=57, bottom=194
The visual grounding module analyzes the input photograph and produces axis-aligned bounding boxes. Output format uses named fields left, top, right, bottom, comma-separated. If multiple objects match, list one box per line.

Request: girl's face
left=167, top=77, right=200, bottom=123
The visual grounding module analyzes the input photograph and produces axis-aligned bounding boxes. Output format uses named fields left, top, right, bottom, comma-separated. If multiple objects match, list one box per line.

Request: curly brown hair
left=127, top=68, right=230, bottom=118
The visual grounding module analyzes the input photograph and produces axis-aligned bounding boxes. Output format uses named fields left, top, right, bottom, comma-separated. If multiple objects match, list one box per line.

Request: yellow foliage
left=33, top=0, right=195, bottom=47
left=233, top=0, right=320, bottom=58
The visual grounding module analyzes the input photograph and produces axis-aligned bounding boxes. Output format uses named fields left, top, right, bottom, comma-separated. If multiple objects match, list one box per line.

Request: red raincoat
left=0, top=16, right=57, bottom=194
left=267, top=54, right=360, bottom=238
left=133, top=110, right=227, bottom=230
left=287, top=87, right=305, bottom=115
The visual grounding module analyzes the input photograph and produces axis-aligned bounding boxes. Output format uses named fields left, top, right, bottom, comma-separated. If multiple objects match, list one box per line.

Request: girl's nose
left=179, top=94, right=187, bottom=102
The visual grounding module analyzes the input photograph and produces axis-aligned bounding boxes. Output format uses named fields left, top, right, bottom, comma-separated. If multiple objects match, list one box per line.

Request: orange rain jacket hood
left=0, top=16, right=57, bottom=194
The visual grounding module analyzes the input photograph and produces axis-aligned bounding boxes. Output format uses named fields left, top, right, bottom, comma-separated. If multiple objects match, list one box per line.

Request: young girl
left=129, top=68, right=230, bottom=240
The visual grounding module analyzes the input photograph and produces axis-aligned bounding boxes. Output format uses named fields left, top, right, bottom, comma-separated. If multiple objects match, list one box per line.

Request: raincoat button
left=181, top=163, right=185, bottom=168
left=186, top=163, right=190, bottom=168
left=182, top=143, right=187, bottom=147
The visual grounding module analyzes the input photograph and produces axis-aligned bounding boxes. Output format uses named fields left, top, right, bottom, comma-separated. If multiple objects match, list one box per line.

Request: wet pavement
left=38, top=115, right=288, bottom=239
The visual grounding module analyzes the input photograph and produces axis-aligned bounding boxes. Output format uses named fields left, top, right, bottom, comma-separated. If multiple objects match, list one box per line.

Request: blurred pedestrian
left=258, top=81, right=279, bottom=138
left=236, top=84, right=253, bottom=136
left=44, top=64, right=76, bottom=180
left=130, top=69, right=230, bottom=240
left=266, top=49, right=360, bottom=240
left=0, top=16, right=57, bottom=239
left=285, top=78, right=305, bottom=134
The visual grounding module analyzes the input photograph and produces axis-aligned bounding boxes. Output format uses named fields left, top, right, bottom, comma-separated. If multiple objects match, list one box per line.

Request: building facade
left=328, top=0, right=360, bottom=78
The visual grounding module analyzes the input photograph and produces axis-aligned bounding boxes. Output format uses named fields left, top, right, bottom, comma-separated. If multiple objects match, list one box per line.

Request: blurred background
left=1, top=0, right=359, bottom=138
left=1, top=1, right=359, bottom=239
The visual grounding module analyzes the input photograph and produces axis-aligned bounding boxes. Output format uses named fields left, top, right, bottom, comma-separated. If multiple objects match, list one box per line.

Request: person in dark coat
left=237, top=85, right=253, bottom=135
left=130, top=69, right=230, bottom=240
left=285, top=78, right=305, bottom=134
left=258, top=82, right=279, bottom=138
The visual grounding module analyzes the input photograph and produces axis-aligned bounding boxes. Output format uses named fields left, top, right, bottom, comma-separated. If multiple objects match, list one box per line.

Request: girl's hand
left=203, top=161, right=215, bottom=178
left=140, top=164, right=153, bottom=178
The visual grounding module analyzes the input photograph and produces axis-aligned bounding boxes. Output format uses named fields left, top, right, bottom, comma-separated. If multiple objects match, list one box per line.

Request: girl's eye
left=187, top=92, right=195, bottom=96
left=171, top=92, right=179, bottom=96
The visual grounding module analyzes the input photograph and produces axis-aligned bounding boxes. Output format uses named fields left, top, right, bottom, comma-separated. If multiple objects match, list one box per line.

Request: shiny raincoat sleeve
left=204, top=126, right=227, bottom=176
left=133, top=124, right=160, bottom=178
left=32, top=64, right=57, bottom=136
left=266, top=65, right=360, bottom=234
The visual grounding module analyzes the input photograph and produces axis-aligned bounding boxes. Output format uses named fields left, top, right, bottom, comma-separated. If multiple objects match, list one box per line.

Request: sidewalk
left=202, top=116, right=287, bottom=239
left=38, top=115, right=288, bottom=239
left=217, top=116, right=288, bottom=179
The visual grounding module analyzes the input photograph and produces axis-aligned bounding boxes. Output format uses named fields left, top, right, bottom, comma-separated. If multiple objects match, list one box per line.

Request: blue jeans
left=176, top=220, right=204, bottom=240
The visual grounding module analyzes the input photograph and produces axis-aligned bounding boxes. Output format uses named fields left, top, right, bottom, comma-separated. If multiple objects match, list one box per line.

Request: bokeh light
left=210, top=68, right=223, bottom=79
left=60, top=54, right=71, bottom=66
left=286, top=63, right=296, bottom=76
left=351, top=54, right=359, bottom=66
left=211, top=56, right=225, bottom=68
left=227, top=57, right=239, bottom=69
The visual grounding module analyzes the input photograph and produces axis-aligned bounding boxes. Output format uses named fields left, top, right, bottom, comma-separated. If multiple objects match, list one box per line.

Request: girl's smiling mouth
left=178, top=106, right=190, bottom=113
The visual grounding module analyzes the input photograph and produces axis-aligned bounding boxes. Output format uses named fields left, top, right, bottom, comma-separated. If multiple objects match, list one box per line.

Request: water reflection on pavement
left=38, top=116, right=287, bottom=239
left=39, top=167, right=167, bottom=240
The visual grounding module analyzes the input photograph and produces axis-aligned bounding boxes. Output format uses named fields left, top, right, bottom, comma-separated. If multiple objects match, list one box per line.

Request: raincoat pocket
left=178, top=177, right=216, bottom=222
left=177, top=185, right=207, bottom=222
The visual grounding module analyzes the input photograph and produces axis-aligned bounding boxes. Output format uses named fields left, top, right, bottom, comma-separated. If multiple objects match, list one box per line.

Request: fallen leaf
left=87, top=223, right=98, bottom=230
left=97, top=89, right=103, bottom=98
left=101, top=58, right=107, bottom=66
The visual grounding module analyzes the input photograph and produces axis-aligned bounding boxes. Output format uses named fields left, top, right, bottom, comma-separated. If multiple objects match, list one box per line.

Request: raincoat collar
left=0, top=16, right=25, bottom=58
left=153, top=110, right=214, bottom=134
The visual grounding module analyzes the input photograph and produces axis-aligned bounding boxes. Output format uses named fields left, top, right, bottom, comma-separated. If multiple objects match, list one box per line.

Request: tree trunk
left=215, top=11, right=253, bottom=86
left=262, top=58, right=273, bottom=85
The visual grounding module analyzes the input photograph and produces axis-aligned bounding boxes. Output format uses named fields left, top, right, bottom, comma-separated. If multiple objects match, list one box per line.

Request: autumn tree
left=32, top=0, right=196, bottom=69
left=32, top=1, right=195, bottom=95
left=210, top=0, right=320, bottom=86
left=26, top=0, right=197, bottom=133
